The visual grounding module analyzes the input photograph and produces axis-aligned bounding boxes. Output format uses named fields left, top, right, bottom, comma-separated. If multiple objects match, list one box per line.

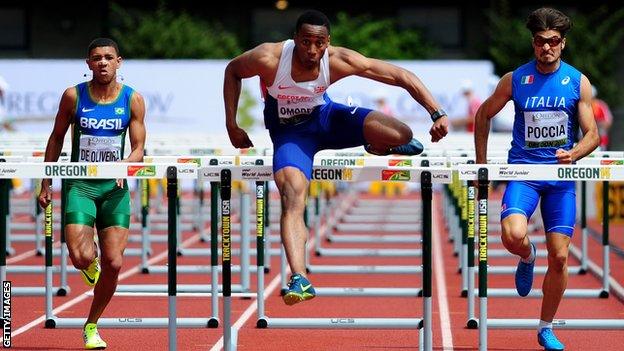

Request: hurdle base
left=261, top=317, right=422, bottom=329
left=208, top=318, right=219, bottom=328
left=307, top=265, right=421, bottom=274
left=315, top=287, right=421, bottom=297
left=12, top=286, right=67, bottom=297
left=474, top=288, right=606, bottom=298
left=487, top=318, right=624, bottom=329
left=47, top=317, right=215, bottom=328
left=115, top=284, right=245, bottom=294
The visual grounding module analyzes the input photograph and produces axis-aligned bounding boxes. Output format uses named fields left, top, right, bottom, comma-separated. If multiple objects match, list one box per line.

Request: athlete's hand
left=227, top=126, right=254, bottom=149
left=556, top=149, right=573, bottom=164
left=430, top=116, right=449, bottom=142
left=38, top=184, right=52, bottom=209
left=116, top=179, right=124, bottom=188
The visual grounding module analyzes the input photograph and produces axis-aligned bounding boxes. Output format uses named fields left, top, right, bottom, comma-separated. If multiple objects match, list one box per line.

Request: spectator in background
left=591, top=85, right=613, bottom=150
left=451, top=79, right=482, bottom=132
left=372, top=88, right=393, bottom=116
left=370, top=89, right=408, bottom=197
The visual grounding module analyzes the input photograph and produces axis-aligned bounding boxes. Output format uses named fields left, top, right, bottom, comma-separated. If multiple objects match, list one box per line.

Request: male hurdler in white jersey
left=474, top=8, right=599, bottom=351
left=224, top=10, right=449, bottom=306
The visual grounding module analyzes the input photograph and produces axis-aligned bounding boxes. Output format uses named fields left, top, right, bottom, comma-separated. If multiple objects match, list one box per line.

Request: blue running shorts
left=268, top=100, right=372, bottom=179
left=501, top=180, right=576, bottom=236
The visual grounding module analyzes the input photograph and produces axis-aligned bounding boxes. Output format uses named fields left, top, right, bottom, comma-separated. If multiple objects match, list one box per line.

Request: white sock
left=538, top=320, right=552, bottom=332
left=521, top=243, right=535, bottom=263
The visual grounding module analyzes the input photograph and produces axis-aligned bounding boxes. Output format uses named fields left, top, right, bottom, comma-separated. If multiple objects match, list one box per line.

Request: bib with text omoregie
left=263, top=39, right=330, bottom=127
left=71, top=82, right=133, bottom=163
left=509, top=60, right=581, bottom=164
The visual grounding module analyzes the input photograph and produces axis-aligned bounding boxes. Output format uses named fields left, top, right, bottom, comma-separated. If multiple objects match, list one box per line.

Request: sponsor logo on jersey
left=314, top=86, right=327, bottom=94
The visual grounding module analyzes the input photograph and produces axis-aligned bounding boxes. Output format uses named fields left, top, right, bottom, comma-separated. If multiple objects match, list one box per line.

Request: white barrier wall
left=0, top=59, right=493, bottom=135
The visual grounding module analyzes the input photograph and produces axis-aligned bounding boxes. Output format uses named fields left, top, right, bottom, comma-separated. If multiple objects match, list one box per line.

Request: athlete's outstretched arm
left=330, top=47, right=440, bottom=113
left=124, top=92, right=146, bottom=163
left=329, top=47, right=448, bottom=141
left=474, top=73, right=512, bottom=164
left=557, top=75, right=600, bottom=163
left=38, top=87, right=76, bottom=207
left=223, top=43, right=277, bottom=148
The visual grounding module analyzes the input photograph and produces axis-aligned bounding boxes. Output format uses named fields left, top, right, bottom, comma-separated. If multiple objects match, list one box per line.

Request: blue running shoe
left=283, top=274, right=316, bottom=306
left=365, top=138, right=424, bottom=156
left=538, top=328, right=564, bottom=350
left=515, top=243, right=536, bottom=297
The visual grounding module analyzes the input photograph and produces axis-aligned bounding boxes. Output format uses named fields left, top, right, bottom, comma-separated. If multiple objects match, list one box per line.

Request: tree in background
left=237, top=89, right=258, bottom=130
left=110, top=3, right=242, bottom=59
left=487, top=2, right=624, bottom=107
left=330, top=12, right=436, bottom=59
left=565, top=7, right=624, bottom=108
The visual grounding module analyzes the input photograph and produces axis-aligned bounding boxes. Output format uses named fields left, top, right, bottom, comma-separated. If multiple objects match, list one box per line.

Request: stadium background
left=0, top=0, right=622, bottom=146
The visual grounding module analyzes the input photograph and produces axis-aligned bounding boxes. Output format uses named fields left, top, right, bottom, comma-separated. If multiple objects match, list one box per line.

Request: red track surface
left=6, top=189, right=624, bottom=350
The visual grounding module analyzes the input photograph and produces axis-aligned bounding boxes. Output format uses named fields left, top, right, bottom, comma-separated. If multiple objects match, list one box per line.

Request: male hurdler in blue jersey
left=474, top=8, right=599, bottom=351
left=224, top=10, right=449, bottom=306
left=38, top=38, right=146, bottom=350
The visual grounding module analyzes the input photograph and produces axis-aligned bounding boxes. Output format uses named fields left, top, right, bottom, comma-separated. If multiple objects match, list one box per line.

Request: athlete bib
left=78, top=135, right=123, bottom=162
left=524, top=110, right=568, bottom=148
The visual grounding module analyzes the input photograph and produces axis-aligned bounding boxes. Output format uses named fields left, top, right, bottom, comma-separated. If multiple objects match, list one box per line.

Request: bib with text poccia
left=78, top=135, right=122, bottom=162
left=523, top=110, right=568, bottom=148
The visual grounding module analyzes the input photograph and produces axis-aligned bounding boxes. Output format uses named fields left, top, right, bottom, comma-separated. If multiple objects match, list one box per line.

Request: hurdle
left=457, top=163, right=624, bottom=351
left=202, top=157, right=451, bottom=351
left=116, top=156, right=258, bottom=296
left=304, top=163, right=436, bottom=298
left=448, top=156, right=592, bottom=298
left=0, top=157, right=72, bottom=296
left=465, top=157, right=611, bottom=297
left=0, top=161, right=230, bottom=349
left=313, top=157, right=429, bottom=259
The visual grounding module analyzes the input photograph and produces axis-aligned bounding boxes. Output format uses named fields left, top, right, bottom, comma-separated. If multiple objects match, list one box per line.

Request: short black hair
left=87, top=38, right=120, bottom=57
left=526, top=8, right=572, bottom=37
left=296, top=10, right=331, bottom=34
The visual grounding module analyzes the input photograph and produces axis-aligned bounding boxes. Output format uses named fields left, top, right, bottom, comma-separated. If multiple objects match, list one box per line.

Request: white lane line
left=208, top=270, right=285, bottom=351
left=208, top=251, right=290, bottom=351
left=433, top=197, right=454, bottom=350
left=12, top=234, right=200, bottom=337
left=7, top=242, right=61, bottom=264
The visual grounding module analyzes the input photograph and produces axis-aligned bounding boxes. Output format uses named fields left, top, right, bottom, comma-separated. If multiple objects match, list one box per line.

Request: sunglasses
left=533, top=36, right=563, bottom=47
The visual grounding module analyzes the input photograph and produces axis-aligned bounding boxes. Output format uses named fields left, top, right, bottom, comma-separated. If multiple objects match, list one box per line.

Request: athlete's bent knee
left=397, top=123, right=413, bottom=144
left=547, top=251, right=568, bottom=272
left=501, top=230, right=526, bottom=251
